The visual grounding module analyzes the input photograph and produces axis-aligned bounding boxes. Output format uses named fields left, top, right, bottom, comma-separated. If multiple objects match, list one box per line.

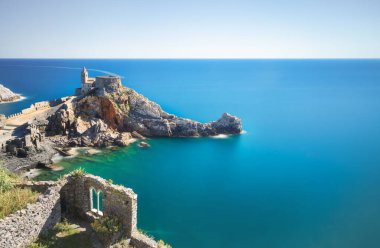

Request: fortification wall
left=6, top=96, right=73, bottom=120
left=95, top=76, right=122, bottom=93
left=0, top=182, right=62, bottom=248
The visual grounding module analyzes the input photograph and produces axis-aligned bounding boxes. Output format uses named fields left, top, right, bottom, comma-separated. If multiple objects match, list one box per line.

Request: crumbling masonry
left=0, top=174, right=158, bottom=248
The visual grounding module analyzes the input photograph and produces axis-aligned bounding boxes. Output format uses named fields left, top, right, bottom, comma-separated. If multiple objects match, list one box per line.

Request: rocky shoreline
left=1, top=75, right=242, bottom=173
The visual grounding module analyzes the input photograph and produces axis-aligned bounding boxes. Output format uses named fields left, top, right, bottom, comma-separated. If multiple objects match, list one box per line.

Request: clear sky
left=0, top=0, right=379, bottom=58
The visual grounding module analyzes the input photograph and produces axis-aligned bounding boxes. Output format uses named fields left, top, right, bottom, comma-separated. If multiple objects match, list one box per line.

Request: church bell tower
left=81, top=67, right=88, bottom=84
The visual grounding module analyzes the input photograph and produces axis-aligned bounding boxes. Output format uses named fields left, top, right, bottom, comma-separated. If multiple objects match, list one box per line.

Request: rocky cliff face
left=0, top=84, right=21, bottom=103
left=103, top=86, right=242, bottom=137
left=46, top=84, right=242, bottom=147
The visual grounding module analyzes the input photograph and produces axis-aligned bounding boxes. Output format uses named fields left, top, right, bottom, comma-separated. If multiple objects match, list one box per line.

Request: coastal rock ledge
left=0, top=84, right=21, bottom=103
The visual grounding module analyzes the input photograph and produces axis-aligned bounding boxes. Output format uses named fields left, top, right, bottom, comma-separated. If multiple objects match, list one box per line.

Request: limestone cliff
left=46, top=83, right=242, bottom=147
left=0, top=84, right=21, bottom=103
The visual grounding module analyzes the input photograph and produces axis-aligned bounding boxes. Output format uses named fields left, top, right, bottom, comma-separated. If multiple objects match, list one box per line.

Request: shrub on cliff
left=91, top=216, right=121, bottom=245
left=71, top=167, right=86, bottom=178
left=0, top=168, right=14, bottom=192
left=0, top=188, right=39, bottom=219
left=0, top=168, right=39, bottom=219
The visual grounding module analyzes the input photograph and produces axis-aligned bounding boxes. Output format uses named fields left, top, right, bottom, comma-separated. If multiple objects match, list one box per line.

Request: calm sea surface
left=1, top=59, right=380, bottom=248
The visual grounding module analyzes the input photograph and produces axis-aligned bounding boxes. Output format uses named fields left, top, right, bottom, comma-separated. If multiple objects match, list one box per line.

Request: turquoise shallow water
left=1, top=59, right=380, bottom=247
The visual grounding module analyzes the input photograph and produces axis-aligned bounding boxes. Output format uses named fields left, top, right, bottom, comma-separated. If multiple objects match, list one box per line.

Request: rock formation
left=45, top=82, right=242, bottom=148
left=0, top=84, right=21, bottom=103
left=1, top=74, right=242, bottom=170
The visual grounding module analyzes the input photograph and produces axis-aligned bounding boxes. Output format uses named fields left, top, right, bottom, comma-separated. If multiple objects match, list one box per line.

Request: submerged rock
left=138, top=141, right=150, bottom=148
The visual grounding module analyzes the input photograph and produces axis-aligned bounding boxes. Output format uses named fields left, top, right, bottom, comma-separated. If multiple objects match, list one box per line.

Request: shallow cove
left=1, top=59, right=380, bottom=247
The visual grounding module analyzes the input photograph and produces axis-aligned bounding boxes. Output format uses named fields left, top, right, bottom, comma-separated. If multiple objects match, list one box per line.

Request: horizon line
left=0, top=57, right=380, bottom=60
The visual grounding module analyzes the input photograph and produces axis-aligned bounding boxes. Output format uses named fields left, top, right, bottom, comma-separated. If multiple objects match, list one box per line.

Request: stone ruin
left=5, top=123, right=45, bottom=157
left=0, top=174, right=159, bottom=248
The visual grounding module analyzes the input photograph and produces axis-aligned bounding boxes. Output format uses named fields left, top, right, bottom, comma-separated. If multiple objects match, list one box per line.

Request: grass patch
left=29, top=220, right=93, bottom=248
left=54, top=219, right=74, bottom=233
left=0, top=168, right=39, bottom=219
left=0, top=187, right=39, bottom=219
left=0, top=168, right=15, bottom=192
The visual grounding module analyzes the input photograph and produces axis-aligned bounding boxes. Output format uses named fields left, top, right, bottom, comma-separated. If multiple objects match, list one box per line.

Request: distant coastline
left=0, top=84, right=23, bottom=104
left=0, top=95, right=26, bottom=104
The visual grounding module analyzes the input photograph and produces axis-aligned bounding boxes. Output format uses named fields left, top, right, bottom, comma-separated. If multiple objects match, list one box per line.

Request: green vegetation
left=54, top=219, right=73, bottom=233
left=28, top=243, right=48, bottom=248
left=0, top=168, right=39, bottom=219
left=71, top=167, right=86, bottom=178
left=0, top=168, right=15, bottom=192
left=28, top=219, right=93, bottom=248
left=91, top=216, right=121, bottom=245
left=108, top=90, right=130, bottom=116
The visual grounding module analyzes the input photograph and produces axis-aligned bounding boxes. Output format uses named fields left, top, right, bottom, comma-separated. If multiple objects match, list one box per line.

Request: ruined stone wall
left=0, top=183, right=62, bottom=248
left=95, top=76, right=122, bottom=93
left=0, top=175, right=157, bottom=248
left=61, top=174, right=138, bottom=238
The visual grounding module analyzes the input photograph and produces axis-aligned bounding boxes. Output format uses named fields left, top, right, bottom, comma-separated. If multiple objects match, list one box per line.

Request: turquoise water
left=1, top=59, right=380, bottom=247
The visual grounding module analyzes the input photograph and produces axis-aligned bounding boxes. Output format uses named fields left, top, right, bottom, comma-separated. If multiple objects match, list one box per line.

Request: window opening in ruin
left=98, top=191, right=103, bottom=215
left=90, top=188, right=98, bottom=212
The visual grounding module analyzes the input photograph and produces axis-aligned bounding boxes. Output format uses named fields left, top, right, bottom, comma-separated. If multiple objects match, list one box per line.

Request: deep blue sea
left=1, top=59, right=380, bottom=248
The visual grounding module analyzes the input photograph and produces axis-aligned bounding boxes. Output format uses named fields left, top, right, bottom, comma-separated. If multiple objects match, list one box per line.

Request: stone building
left=76, top=67, right=96, bottom=95
left=94, top=76, right=122, bottom=92
left=76, top=67, right=121, bottom=96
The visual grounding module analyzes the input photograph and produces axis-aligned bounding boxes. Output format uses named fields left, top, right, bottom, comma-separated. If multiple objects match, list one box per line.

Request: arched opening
left=90, top=187, right=98, bottom=212
left=98, top=191, right=103, bottom=215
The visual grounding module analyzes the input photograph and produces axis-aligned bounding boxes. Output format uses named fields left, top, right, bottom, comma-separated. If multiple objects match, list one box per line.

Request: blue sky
left=0, top=0, right=379, bottom=58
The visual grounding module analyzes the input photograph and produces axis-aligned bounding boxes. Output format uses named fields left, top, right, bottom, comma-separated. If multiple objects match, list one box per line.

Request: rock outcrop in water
left=46, top=81, right=242, bottom=147
left=0, top=84, right=21, bottom=103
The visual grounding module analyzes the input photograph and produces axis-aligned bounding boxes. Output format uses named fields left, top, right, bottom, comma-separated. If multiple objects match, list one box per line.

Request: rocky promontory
left=1, top=73, right=242, bottom=171
left=45, top=83, right=242, bottom=147
left=0, top=84, right=21, bottom=103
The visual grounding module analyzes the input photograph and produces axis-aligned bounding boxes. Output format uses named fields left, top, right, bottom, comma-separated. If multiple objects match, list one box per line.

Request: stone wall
left=0, top=174, right=157, bottom=248
left=7, top=97, right=73, bottom=120
left=0, top=182, right=62, bottom=248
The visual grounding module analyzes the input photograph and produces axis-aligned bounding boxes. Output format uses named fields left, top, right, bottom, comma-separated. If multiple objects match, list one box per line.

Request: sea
left=1, top=59, right=380, bottom=248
